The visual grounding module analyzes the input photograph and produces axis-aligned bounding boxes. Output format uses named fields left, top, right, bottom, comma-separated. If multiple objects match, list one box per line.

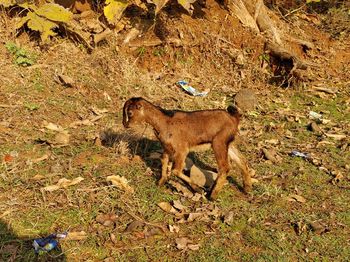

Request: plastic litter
left=33, top=232, right=67, bottom=254
left=176, top=80, right=209, bottom=97
left=290, top=150, right=309, bottom=159
left=309, top=111, right=322, bottom=120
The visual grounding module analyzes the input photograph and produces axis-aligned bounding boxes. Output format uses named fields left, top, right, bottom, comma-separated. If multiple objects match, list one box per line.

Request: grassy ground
left=1, top=5, right=350, bottom=261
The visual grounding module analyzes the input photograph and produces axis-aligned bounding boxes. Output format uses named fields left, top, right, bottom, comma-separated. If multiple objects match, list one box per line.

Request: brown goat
left=122, top=97, right=252, bottom=199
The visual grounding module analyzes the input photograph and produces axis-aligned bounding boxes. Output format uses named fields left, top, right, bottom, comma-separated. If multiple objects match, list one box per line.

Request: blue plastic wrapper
left=33, top=232, right=67, bottom=254
left=176, top=80, right=209, bottom=97
left=290, top=150, right=309, bottom=159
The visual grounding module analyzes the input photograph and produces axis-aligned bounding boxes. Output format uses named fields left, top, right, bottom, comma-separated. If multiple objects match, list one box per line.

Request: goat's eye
left=127, top=111, right=133, bottom=117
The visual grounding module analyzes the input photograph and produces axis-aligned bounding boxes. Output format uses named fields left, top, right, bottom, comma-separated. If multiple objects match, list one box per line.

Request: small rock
left=54, top=132, right=70, bottom=145
left=308, top=122, right=322, bottom=133
left=310, top=221, right=328, bottom=234
left=233, top=89, right=257, bottom=112
left=190, top=165, right=217, bottom=188
left=55, top=74, right=75, bottom=87
left=223, top=211, right=234, bottom=225
left=262, top=148, right=279, bottom=163
left=50, top=162, right=64, bottom=174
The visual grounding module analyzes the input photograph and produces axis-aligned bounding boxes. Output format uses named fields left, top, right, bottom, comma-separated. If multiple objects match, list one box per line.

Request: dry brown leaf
left=144, top=228, right=163, bottom=238
left=191, top=193, right=203, bottom=202
left=43, top=121, right=65, bottom=132
left=207, top=205, right=221, bottom=217
left=110, top=233, right=117, bottom=244
left=157, top=202, right=178, bottom=214
left=175, top=237, right=200, bottom=250
left=169, top=224, right=180, bottom=233
left=42, top=177, right=84, bottom=191
left=331, top=171, right=343, bottom=185
left=262, top=148, right=280, bottom=163
left=293, top=220, right=307, bottom=235
left=91, top=106, right=108, bottom=115
left=65, top=231, right=87, bottom=241
left=55, top=73, right=75, bottom=87
left=168, top=181, right=194, bottom=198
left=69, top=115, right=104, bottom=128
left=175, top=237, right=191, bottom=250
left=288, top=194, right=306, bottom=203
left=32, top=153, right=50, bottom=163
left=310, top=221, right=328, bottom=234
left=264, top=139, right=279, bottom=145
left=54, top=132, right=70, bottom=145
left=172, top=200, right=187, bottom=211
left=223, top=211, right=234, bottom=225
left=106, top=175, right=134, bottom=193
left=325, top=133, right=347, bottom=140
left=125, top=220, right=144, bottom=232
left=187, top=244, right=200, bottom=251
left=30, top=174, right=46, bottom=181
left=187, top=213, right=203, bottom=222
left=96, top=213, right=118, bottom=227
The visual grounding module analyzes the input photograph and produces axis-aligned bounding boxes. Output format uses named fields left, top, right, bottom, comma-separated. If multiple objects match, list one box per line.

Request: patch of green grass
left=5, top=42, right=36, bottom=66
left=24, top=102, right=40, bottom=111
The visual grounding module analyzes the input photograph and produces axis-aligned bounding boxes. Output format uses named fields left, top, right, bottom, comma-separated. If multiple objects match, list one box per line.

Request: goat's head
left=122, top=97, right=146, bottom=128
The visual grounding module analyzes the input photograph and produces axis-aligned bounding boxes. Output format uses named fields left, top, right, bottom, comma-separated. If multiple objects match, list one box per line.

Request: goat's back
left=162, top=109, right=239, bottom=146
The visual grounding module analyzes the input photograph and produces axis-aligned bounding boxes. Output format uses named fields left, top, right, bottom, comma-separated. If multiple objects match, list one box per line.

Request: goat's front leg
left=228, top=145, right=252, bottom=193
left=158, top=152, right=172, bottom=186
left=172, top=151, right=201, bottom=192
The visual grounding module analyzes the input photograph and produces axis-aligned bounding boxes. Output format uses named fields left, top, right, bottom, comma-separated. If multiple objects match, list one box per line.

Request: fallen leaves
left=54, top=73, right=76, bottom=87
left=96, top=213, right=118, bottom=227
left=106, top=175, right=134, bottom=193
left=125, top=220, right=144, bottom=232
left=175, top=237, right=200, bottom=251
left=65, top=231, right=87, bottom=241
left=41, top=121, right=70, bottom=147
left=169, top=224, right=180, bottom=233
left=287, top=194, right=306, bottom=203
left=42, top=177, right=84, bottom=191
left=262, top=148, right=282, bottom=164
left=157, top=202, right=178, bottom=214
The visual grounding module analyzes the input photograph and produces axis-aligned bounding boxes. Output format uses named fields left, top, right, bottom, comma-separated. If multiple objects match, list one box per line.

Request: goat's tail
left=227, top=105, right=240, bottom=118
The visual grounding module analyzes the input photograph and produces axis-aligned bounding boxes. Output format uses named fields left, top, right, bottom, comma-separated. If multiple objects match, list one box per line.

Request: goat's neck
left=144, top=104, right=167, bottom=133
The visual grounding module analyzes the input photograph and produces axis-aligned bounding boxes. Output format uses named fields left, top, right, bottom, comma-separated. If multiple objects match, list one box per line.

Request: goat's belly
left=190, top=143, right=211, bottom=152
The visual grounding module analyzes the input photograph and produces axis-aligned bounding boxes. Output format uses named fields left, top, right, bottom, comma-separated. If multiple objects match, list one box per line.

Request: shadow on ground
left=0, top=219, right=66, bottom=261
left=100, top=129, right=246, bottom=194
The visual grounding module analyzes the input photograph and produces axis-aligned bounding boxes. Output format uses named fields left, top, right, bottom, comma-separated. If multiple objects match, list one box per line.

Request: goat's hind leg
left=228, top=145, right=252, bottom=193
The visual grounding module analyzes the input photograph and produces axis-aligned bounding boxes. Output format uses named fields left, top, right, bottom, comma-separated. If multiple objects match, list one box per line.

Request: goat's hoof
left=158, top=179, right=166, bottom=187
left=243, top=185, right=252, bottom=193
left=208, top=191, right=218, bottom=201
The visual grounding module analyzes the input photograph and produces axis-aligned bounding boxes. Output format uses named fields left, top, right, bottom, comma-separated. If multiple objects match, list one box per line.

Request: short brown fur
left=122, top=97, right=252, bottom=199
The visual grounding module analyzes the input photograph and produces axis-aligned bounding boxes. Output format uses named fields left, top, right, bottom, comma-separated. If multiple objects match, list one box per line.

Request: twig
left=122, top=201, right=167, bottom=233
left=283, top=4, right=306, bottom=18
left=77, top=185, right=119, bottom=192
